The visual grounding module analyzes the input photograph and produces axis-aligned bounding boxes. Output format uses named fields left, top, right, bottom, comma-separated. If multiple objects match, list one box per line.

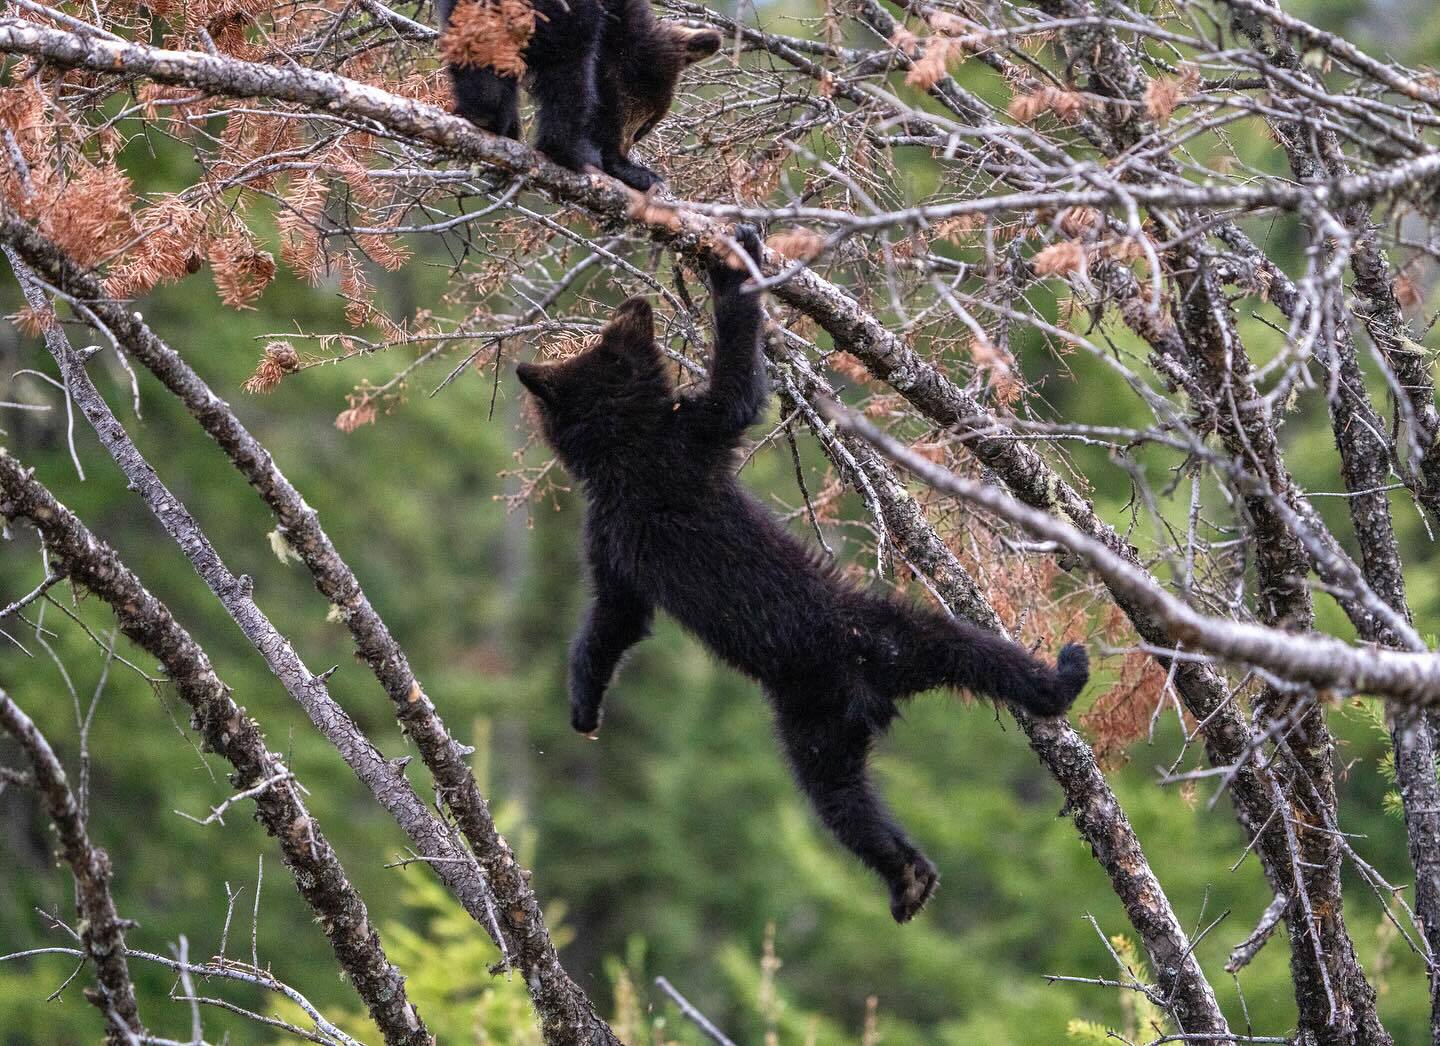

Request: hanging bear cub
left=516, top=227, right=1090, bottom=922
left=437, top=0, right=721, bottom=190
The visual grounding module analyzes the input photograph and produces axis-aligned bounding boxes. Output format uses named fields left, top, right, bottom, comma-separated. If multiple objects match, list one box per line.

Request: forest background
left=2, top=0, right=1439, bottom=1042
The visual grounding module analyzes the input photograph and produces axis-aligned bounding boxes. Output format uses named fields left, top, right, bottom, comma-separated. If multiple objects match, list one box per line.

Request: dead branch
left=0, top=688, right=143, bottom=1044
left=0, top=454, right=431, bottom=1045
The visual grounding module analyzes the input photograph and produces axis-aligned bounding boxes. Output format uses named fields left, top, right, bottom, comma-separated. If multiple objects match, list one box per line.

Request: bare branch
left=822, top=405, right=1440, bottom=706
left=0, top=688, right=143, bottom=1043
left=0, top=212, right=618, bottom=1046
left=0, top=455, right=430, bottom=1045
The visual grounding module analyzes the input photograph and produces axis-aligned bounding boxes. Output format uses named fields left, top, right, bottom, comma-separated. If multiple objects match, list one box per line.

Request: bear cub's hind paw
left=889, top=852, right=940, bottom=923
left=571, top=703, right=603, bottom=738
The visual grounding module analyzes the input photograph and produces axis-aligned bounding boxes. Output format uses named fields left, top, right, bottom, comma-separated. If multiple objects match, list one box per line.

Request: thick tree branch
left=822, top=405, right=1440, bottom=706
left=0, top=688, right=143, bottom=1044
left=1222, top=13, right=1440, bottom=1031
left=0, top=452, right=433, bottom=1045
left=0, top=213, right=619, bottom=1046
left=2, top=20, right=1440, bottom=232
left=778, top=344, right=1230, bottom=1034
left=953, top=4, right=1389, bottom=1032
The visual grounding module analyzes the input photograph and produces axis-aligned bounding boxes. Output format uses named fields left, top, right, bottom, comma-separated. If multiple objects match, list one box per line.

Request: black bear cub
left=517, top=227, right=1089, bottom=922
left=438, top=0, right=721, bottom=190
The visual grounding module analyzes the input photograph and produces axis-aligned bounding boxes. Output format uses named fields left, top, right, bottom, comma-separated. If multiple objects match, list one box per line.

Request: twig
left=654, top=977, right=739, bottom=1046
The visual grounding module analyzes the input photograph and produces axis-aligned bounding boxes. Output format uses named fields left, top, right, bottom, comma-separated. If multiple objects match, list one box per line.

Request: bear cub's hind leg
left=528, top=37, right=604, bottom=174
left=449, top=65, right=521, bottom=139
left=778, top=705, right=940, bottom=922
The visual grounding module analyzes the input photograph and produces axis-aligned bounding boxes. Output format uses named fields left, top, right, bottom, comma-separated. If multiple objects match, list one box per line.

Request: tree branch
left=776, top=344, right=1229, bottom=1035
left=821, top=405, right=1440, bottom=707
left=0, top=688, right=143, bottom=1044
left=0, top=213, right=618, bottom=1046
left=0, top=454, right=430, bottom=1045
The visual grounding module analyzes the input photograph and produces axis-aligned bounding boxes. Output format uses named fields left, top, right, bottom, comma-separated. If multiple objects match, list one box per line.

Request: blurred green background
left=2, top=0, right=1438, bottom=1042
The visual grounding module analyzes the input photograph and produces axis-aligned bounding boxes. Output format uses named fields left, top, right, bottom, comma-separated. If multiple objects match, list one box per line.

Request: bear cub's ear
left=515, top=361, right=556, bottom=403
left=675, top=27, right=723, bottom=64
left=603, top=297, right=656, bottom=348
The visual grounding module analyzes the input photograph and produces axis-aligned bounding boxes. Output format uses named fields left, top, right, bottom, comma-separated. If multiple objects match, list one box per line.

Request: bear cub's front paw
left=706, top=223, right=763, bottom=295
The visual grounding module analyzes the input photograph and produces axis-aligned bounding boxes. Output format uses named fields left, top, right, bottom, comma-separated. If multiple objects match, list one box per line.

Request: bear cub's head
left=516, top=297, right=671, bottom=473
left=617, top=25, right=723, bottom=158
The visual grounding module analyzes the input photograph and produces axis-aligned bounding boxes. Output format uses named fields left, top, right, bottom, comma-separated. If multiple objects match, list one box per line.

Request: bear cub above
left=517, top=226, right=1090, bottom=922
left=438, top=0, right=721, bottom=190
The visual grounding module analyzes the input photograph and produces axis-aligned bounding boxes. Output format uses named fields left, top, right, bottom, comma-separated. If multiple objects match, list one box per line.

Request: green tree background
left=2, top=0, right=1437, bottom=1041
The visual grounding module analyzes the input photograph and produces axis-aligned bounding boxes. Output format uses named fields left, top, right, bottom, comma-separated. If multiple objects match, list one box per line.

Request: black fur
left=437, top=0, right=721, bottom=190
left=517, top=227, right=1090, bottom=922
